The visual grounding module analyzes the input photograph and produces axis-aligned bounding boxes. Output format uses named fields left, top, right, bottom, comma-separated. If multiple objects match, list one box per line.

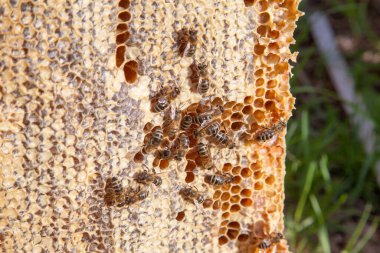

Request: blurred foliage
left=285, top=0, right=380, bottom=252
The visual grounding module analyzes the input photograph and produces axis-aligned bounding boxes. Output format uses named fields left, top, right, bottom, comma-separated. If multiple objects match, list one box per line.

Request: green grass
left=285, top=1, right=380, bottom=252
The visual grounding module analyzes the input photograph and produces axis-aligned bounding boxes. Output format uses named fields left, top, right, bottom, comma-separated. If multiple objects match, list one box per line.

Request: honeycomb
left=0, top=0, right=301, bottom=252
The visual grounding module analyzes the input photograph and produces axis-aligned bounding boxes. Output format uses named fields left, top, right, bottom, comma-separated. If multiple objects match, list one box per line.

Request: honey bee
left=258, top=232, right=284, bottom=249
left=172, top=133, right=190, bottom=161
left=142, top=127, right=163, bottom=154
left=205, top=173, right=234, bottom=186
left=197, top=142, right=215, bottom=170
left=256, top=120, right=286, bottom=142
left=212, top=130, right=235, bottom=149
left=163, top=106, right=181, bottom=139
left=193, top=120, right=220, bottom=138
left=105, top=177, right=123, bottom=195
left=193, top=105, right=224, bottom=125
left=153, top=96, right=170, bottom=113
left=124, top=186, right=150, bottom=205
left=134, top=169, right=163, bottom=187
left=104, top=191, right=116, bottom=206
left=180, top=114, right=193, bottom=130
left=179, top=186, right=205, bottom=204
left=197, top=62, right=208, bottom=77
left=178, top=27, right=197, bottom=57
left=156, top=147, right=172, bottom=160
left=197, top=78, right=210, bottom=94
left=159, top=84, right=181, bottom=101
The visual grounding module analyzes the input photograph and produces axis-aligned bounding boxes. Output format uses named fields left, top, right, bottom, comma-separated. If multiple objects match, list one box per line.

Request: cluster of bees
left=104, top=26, right=287, bottom=248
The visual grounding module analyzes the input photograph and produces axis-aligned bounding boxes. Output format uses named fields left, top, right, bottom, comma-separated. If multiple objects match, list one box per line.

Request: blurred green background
left=285, top=0, right=380, bottom=252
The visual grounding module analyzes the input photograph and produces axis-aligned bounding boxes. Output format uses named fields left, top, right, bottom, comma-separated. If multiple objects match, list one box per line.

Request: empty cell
left=268, top=42, right=280, bottom=52
left=231, top=185, right=241, bottom=194
left=230, top=195, right=240, bottom=203
left=244, top=96, right=253, bottom=104
left=232, top=176, right=242, bottom=184
left=240, top=168, right=252, bottom=178
left=221, top=220, right=229, bottom=226
left=123, top=63, right=137, bottom=83
left=231, top=122, right=244, bottom=131
left=203, top=199, right=213, bottom=208
left=133, top=152, right=143, bottom=163
left=255, top=88, right=265, bottom=97
left=116, top=31, right=130, bottom=44
left=242, top=105, right=253, bottom=114
left=227, top=229, right=239, bottom=240
left=159, top=159, right=170, bottom=169
left=213, top=190, right=222, bottom=199
left=265, top=90, right=276, bottom=99
left=253, top=98, right=264, bottom=108
left=213, top=200, right=221, bottom=210
left=223, top=163, right=233, bottom=172
left=143, top=122, right=153, bottom=133
left=240, top=189, right=252, bottom=197
left=118, top=11, right=131, bottom=22
left=254, top=44, right=265, bottom=55
left=241, top=198, right=253, bottom=207
left=116, top=23, right=128, bottom=32
left=228, top=221, right=240, bottom=229
left=265, top=175, right=275, bottom=185
left=218, top=236, right=228, bottom=245
left=222, top=202, right=230, bottom=211
left=212, top=97, right=223, bottom=106
left=259, top=12, right=270, bottom=23
left=267, top=80, right=277, bottom=88
left=232, top=103, right=244, bottom=111
left=185, top=172, right=194, bottom=183
left=255, top=78, right=265, bottom=87
left=221, top=192, right=230, bottom=201
left=176, top=211, right=185, bottom=221
left=265, top=53, right=280, bottom=65
left=115, top=46, right=126, bottom=68
left=232, top=166, right=241, bottom=175
left=118, top=0, right=130, bottom=8
left=219, top=227, right=227, bottom=234
left=230, top=204, right=241, bottom=213
left=256, top=25, right=268, bottom=37
left=265, top=100, right=276, bottom=111
left=231, top=112, right=243, bottom=121
left=222, top=212, right=230, bottom=219
left=257, top=0, right=268, bottom=11
left=269, top=29, right=280, bottom=39
left=253, top=110, right=265, bottom=122
left=185, top=161, right=196, bottom=172
left=254, top=181, right=263, bottom=190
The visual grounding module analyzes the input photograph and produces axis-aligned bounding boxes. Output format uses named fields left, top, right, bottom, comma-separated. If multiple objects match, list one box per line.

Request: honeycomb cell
left=143, top=122, right=154, bottom=133
left=222, top=163, right=233, bottom=172
left=242, top=105, right=253, bottom=114
left=227, top=229, right=239, bottom=240
left=254, top=44, right=265, bottom=55
left=231, top=185, right=241, bottom=194
left=257, top=25, right=268, bottom=37
left=221, top=220, right=229, bottom=226
left=253, top=110, right=265, bottom=122
left=265, top=90, right=276, bottom=100
left=253, top=98, right=264, bottom=108
left=221, top=183, right=231, bottom=191
left=240, top=189, right=252, bottom=197
left=222, top=212, right=230, bottom=219
left=159, top=159, right=170, bottom=169
left=241, top=198, right=253, bottom=207
left=230, top=195, right=240, bottom=203
left=255, top=78, right=265, bottom=87
left=238, top=234, right=250, bottom=242
left=254, top=181, right=263, bottom=190
left=232, top=176, right=242, bottom=184
left=218, top=236, right=228, bottom=245
left=265, top=100, right=275, bottom=111
left=203, top=199, right=213, bottom=208
left=232, top=166, right=241, bottom=175
left=228, top=221, right=240, bottom=230
left=118, top=11, right=131, bottom=22
left=185, top=172, right=194, bottom=183
left=219, top=227, right=227, bottom=234
left=267, top=80, right=277, bottom=88
left=265, top=53, right=280, bottom=65
left=257, top=0, right=268, bottom=11
left=268, top=42, right=280, bottom=52
left=116, top=31, right=130, bottom=44
left=231, top=122, right=244, bottom=131
left=222, top=202, right=230, bottom=211
left=213, top=200, right=221, bottom=210
left=213, top=190, right=222, bottom=199
left=221, top=192, right=230, bottom=201
left=133, top=152, right=143, bottom=163
left=240, top=167, right=252, bottom=178
left=259, top=12, right=270, bottom=23
left=116, top=23, right=128, bottom=32
left=176, top=211, right=185, bottom=221
left=115, top=46, right=126, bottom=68
left=224, top=101, right=236, bottom=109
left=212, top=97, right=223, bottom=106
left=255, top=88, right=265, bottom=97
left=185, top=161, right=196, bottom=172
left=152, top=158, right=160, bottom=167
left=244, top=96, right=253, bottom=104
left=123, top=60, right=138, bottom=83
left=119, top=0, right=130, bottom=8
left=232, top=103, right=244, bottom=112
left=268, top=204, right=277, bottom=213
left=265, top=175, right=275, bottom=185
left=275, top=62, right=289, bottom=74
left=230, top=204, right=241, bottom=213
left=231, top=112, right=243, bottom=121
left=269, top=29, right=280, bottom=39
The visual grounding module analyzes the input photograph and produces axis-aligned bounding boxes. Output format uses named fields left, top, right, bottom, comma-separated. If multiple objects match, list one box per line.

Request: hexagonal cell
left=244, top=96, right=253, bottom=104
left=221, top=183, right=231, bottom=191
left=213, top=190, right=222, bottom=199
left=221, top=220, right=229, bottom=226
left=185, top=172, right=194, bottom=183
left=219, top=227, right=227, bottom=234
left=244, top=0, right=255, bottom=7
left=227, top=229, right=239, bottom=240
left=254, top=44, right=265, bottom=55
left=255, top=78, right=265, bottom=87
left=255, top=88, right=265, bottom=97
left=222, top=202, right=230, bottom=211
left=118, top=11, right=131, bottom=22
left=240, top=167, right=252, bottom=178
left=265, top=100, right=276, bottom=111
left=218, top=236, right=228, bottom=245
left=221, top=192, right=230, bottom=201
left=253, top=110, right=265, bottom=123
left=143, top=122, right=154, bottom=133
left=231, top=122, right=244, bottom=131
left=123, top=60, right=138, bottom=83
left=242, top=105, right=253, bottom=115
left=222, top=212, right=230, bottom=219
left=222, top=119, right=231, bottom=129
left=231, top=112, right=243, bottom=121
left=213, top=200, right=221, bottom=210
left=256, top=0, right=268, bottom=11
left=241, top=198, right=253, bottom=207
left=253, top=99, right=264, bottom=109
left=232, top=166, right=241, bottom=175
left=267, top=204, right=277, bottom=213
left=224, top=101, right=236, bottom=109
left=116, top=45, right=126, bottom=68
left=254, top=181, right=264, bottom=190
left=230, top=195, right=240, bottom=203
left=268, top=42, right=280, bottom=52
left=176, top=211, right=185, bottom=221
left=152, top=157, right=160, bottom=167
left=240, top=189, right=252, bottom=197
left=256, top=25, right=268, bottom=37
left=133, top=152, right=144, bottom=163
left=116, top=23, right=128, bottom=33
left=232, top=176, right=242, bottom=184
left=119, top=0, right=130, bottom=8
left=265, top=175, right=275, bottom=185
left=228, top=221, right=240, bottom=230
left=222, top=163, right=233, bottom=172
left=265, top=90, right=276, bottom=100
left=259, top=12, right=270, bottom=23
left=232, top=103, right=244, bottom=112
left=185, top=161, right=196, bottom=172
left=230, top=204, right=241, bottom=213
left=116, top=31, right=130, bottom=44
left=231, top=185, right=241, bottom=194
left=203, top=199, right=213, bottom=208
left=159, top=159, right=170, bottom=169
left=212, top=97, right=223, bottom=106
left=267, top=80, right=277, bottom=88
left=238, top=234, right=249, bottom=242
left=269, top=29, right=280, bottom=39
